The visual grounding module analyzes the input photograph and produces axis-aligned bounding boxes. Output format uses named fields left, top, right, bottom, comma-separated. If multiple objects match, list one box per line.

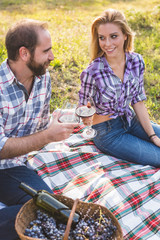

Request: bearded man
left=0, top=19, right=78, bottom=240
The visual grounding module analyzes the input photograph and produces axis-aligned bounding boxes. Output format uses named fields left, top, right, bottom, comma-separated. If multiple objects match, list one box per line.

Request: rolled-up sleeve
left=131, top=57, right=147, bottom=105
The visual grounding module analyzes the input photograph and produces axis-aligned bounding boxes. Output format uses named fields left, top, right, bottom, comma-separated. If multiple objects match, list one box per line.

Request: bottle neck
left=19, top=182, right=37, bottom=197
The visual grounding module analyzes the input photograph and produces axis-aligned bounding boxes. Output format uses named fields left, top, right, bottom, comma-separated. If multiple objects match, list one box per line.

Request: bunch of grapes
left=24, top=210, right=68, bottom=240
left=71, top=214, right=117, bottom=240
left=24, top=209, right=117, bottom=240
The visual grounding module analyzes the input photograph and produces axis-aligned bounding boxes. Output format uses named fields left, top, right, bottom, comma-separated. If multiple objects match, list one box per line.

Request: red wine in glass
left=76, top=98, right=97, bottom=139
left=75, top=106, right=96, bottom=118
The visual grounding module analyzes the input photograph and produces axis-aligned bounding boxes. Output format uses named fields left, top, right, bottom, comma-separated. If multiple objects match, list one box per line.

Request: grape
left=24, top=208, right=117, bottom=240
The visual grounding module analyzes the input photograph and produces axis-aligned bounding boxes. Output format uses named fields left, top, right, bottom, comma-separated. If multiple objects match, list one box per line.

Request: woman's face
left=97, top=23, right=127, bottom=59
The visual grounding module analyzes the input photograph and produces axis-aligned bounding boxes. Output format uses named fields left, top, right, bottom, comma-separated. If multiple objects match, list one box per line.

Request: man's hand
left=0, top=112, right=79, bottom=160
left=47, top=112, right=79, bottom=142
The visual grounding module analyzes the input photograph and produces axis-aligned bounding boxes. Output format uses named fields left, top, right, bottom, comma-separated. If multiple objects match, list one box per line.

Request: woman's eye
left=111, top=34, right=117, bottom=39
left=99, top=36, right=104, bottom=40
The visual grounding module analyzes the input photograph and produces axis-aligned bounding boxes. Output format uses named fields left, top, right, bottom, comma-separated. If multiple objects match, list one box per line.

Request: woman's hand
left=81, top=116, right=93, bottom=126
left=81, top=101, right=94, bottom=126
left=151, top=135, right=160, bottom=147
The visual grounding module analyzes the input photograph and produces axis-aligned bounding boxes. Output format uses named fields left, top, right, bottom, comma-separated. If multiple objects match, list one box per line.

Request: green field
left=0, top=0, right=160, bottom=122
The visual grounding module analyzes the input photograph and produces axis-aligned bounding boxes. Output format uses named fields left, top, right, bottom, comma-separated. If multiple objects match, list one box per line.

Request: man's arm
left=0, top=112, right=79, bottom=159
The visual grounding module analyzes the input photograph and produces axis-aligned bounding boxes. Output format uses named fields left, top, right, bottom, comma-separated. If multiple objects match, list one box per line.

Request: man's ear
left=19, top=46, right=30, bottom=61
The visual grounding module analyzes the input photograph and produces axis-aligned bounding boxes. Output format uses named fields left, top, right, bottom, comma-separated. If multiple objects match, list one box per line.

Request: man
left=0, top=19, right=78, bottom=240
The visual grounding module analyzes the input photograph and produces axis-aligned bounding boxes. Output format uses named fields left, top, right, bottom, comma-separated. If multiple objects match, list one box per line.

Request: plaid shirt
left=79, top=52, right=147, bottom=124
left=0, top=59, right=51, bottom=169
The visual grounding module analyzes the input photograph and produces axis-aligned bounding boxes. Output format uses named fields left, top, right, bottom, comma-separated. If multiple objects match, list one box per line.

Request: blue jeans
left=92, top=115, right=160, bottom=167
left=0, top=166, right=52, bottom=240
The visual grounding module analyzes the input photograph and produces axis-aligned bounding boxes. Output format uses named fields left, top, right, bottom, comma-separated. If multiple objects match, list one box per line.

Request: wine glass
left=75, top=97, right=97, bottom=139
left=55, top=101, right=79, bottom=151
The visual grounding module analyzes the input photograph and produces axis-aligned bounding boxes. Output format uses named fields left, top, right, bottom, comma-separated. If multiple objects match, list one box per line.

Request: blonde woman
left=79, top=9, right=160, bottom=167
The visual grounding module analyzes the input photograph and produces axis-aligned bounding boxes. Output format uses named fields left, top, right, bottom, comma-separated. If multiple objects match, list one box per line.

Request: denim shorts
left=92, top=115, right=160, bottom=167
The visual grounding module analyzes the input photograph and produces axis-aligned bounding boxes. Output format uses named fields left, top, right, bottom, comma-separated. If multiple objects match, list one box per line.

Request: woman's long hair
left=90, top=9, right=134, bottom=62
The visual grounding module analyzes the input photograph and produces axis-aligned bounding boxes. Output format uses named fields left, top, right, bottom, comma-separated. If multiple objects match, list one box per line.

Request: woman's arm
left=79, top=69, right=97, bottom=126
left=133, top=101, right=160, bottom=147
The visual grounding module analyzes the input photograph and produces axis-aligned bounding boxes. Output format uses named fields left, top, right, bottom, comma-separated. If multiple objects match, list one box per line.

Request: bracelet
left=148, top=133, right=156, bottom=139
left=150, top=136, right=157, bottom=141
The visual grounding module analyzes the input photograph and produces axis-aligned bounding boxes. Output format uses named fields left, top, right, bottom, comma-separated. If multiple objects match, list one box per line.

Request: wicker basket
left=15, top=194, right=123, bottom=240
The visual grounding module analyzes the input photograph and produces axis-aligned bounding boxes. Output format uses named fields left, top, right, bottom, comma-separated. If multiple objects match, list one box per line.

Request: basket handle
left=63, top=198, right=79, bottom=240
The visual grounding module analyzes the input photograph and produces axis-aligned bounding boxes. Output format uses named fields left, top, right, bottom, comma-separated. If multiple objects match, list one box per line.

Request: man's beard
left=27, top=56, right=50, bottom=76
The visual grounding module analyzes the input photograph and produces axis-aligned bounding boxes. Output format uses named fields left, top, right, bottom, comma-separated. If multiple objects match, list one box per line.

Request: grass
left=0, top=0, right=160, bottom=123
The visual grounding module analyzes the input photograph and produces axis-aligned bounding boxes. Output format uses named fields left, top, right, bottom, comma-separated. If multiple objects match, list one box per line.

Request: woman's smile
left=98, top=23, right=127, bottom=58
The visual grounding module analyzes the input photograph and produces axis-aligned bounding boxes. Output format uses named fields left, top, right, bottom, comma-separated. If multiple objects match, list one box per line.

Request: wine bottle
left=19, top=182, right=80, bottom=225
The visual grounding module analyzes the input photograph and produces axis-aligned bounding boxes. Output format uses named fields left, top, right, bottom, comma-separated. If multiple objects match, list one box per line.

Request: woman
left=79, top=9, right=160, bottom=167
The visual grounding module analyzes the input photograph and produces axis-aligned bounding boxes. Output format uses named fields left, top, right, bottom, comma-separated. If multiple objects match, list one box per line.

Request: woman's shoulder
left=82, top=57, right=106, bottom=76
left=126, top=52, right=145, bottom=74
left=126, top=52, right=144, bottom=63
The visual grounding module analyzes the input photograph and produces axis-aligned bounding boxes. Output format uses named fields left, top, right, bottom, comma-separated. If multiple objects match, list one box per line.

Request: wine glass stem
left=86, top=125, right=92, bottom=133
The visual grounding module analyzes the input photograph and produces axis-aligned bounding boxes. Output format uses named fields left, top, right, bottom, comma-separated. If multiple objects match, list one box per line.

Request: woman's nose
left=104, top=38, right=111, bottom=46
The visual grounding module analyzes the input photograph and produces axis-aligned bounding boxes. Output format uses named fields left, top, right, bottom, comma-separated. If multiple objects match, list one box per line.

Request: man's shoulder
left=0, top=60, right=9, bottom=86
left=0, top=59, right=8, bottom=74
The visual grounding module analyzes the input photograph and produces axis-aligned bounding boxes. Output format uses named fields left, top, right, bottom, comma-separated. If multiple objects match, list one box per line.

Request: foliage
left=0, top=0, right=160, bottom=123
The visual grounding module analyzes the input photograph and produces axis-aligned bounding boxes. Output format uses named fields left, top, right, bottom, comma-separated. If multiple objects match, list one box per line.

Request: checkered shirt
left=79, top=52, right=147, bottom=125
left=0, top=59, right=51, bottom=169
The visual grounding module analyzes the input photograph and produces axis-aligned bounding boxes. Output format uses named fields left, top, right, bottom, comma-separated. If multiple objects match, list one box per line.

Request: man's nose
left=49, top=50, right=54, bottom=61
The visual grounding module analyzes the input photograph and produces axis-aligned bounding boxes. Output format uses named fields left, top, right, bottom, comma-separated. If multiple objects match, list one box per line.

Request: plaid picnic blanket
left=27, top=124, right=160, bottom=240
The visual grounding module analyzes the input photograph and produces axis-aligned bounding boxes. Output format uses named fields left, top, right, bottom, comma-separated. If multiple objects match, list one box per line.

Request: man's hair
left=90, top=9, right=134, bottom=62
left=5, top=19, right=48, bottom=61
